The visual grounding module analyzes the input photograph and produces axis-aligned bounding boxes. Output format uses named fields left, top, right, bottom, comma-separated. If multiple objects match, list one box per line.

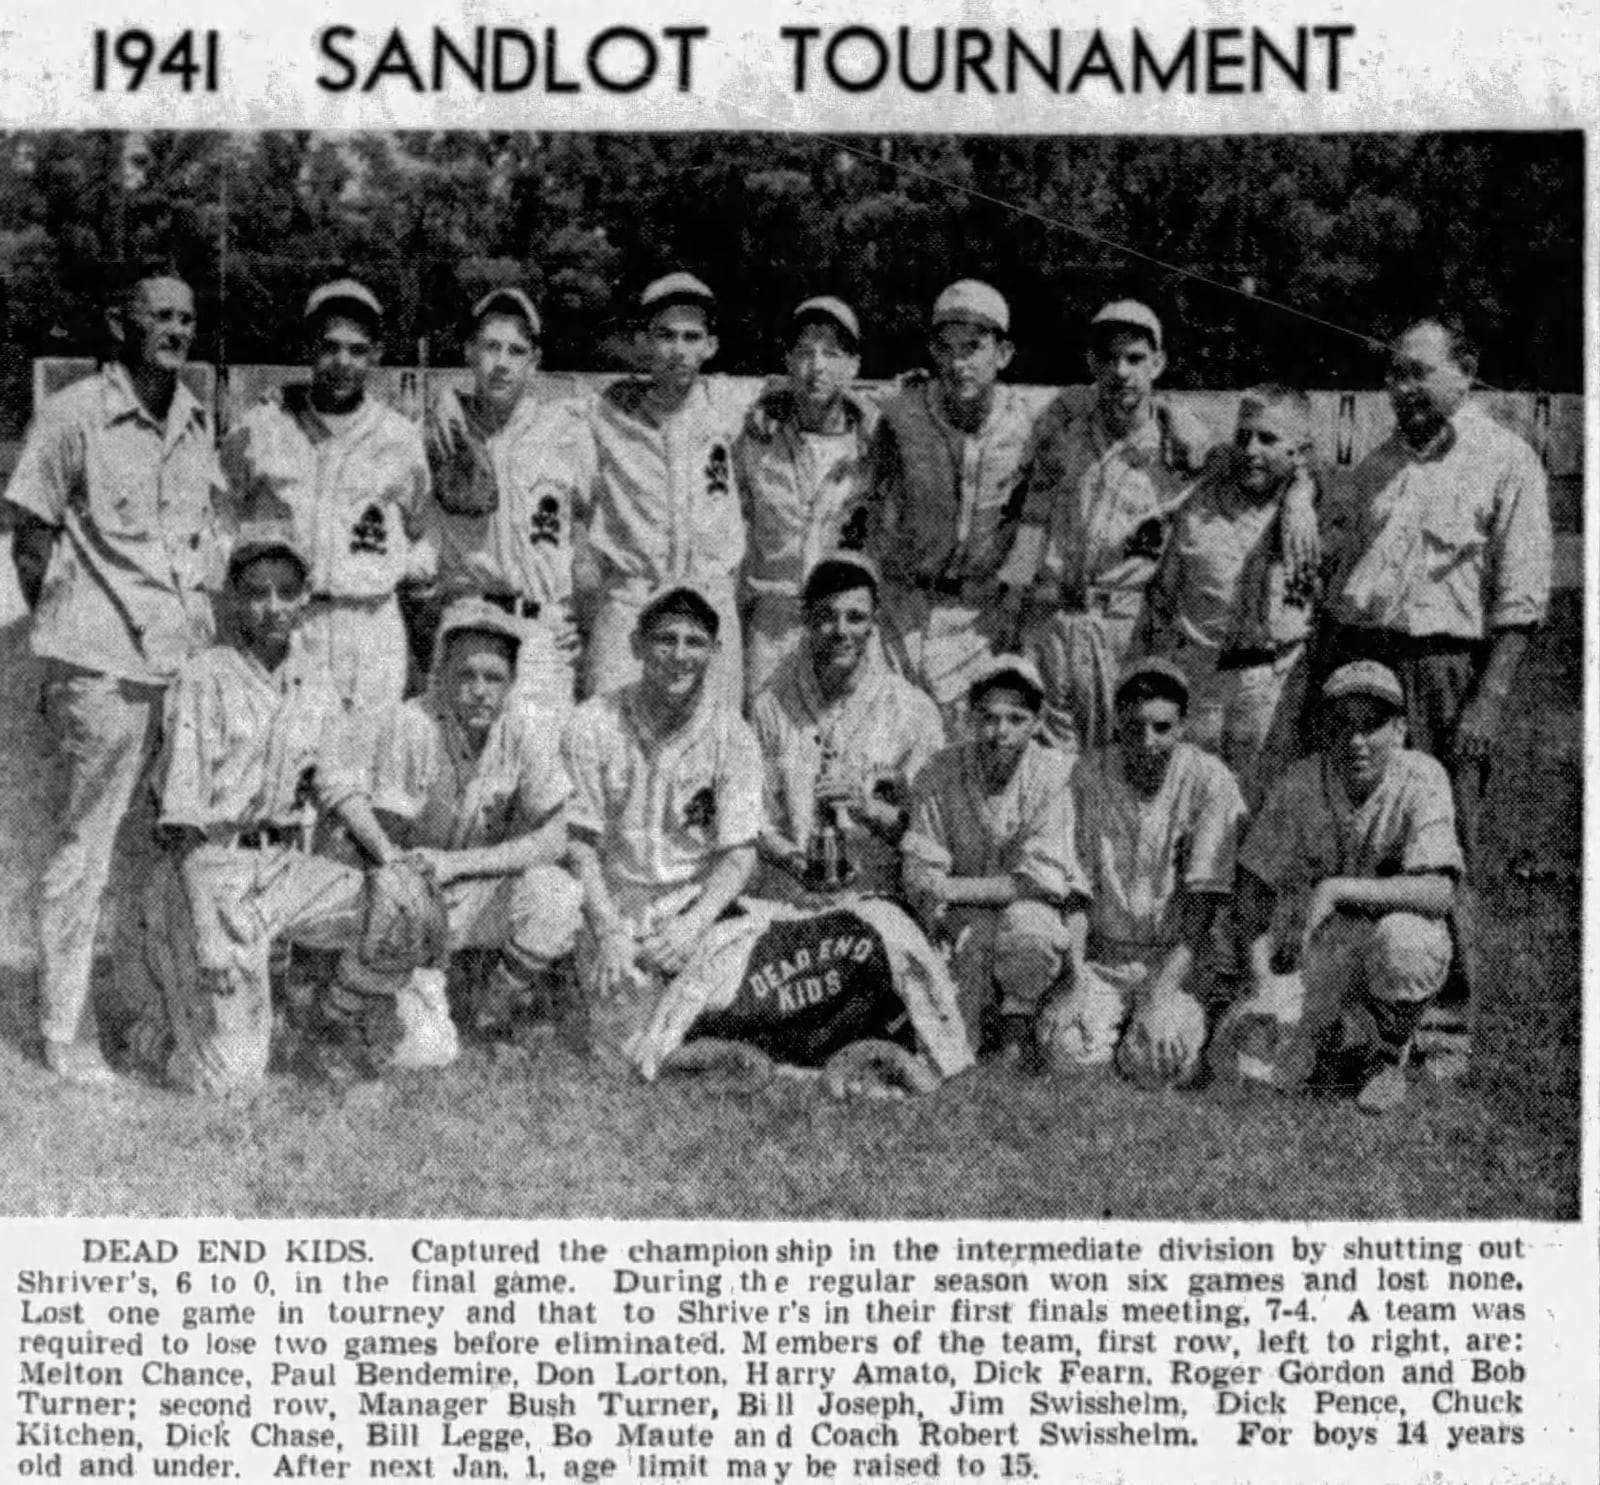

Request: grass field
left=0, top=579, right=1581, bottom=1221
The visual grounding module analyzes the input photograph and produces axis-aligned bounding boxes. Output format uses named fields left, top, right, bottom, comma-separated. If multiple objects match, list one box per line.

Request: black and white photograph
left=0, top=126, right=1582, bottom=1222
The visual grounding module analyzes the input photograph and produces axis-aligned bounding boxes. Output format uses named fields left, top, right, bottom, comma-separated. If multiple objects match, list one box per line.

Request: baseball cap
left=1322, top=660, right=1405, bottom=712
left=227, top=519, right=308, bottom=581
left=1091, top=299, right=1163, bottom=351
left=436, top=596, right=525, bottom=655
left=793, top=296, right=861, bottom=350
left=1114, top=656, right=1190, bottom=711
left=968, top=654, right=1046, bottom=711
left=637, top=581, right=721, bottom=640
left=802, top=551, right=880, bottom=607
left=639, top=272, right=716, bottom=320
left=304, top=278, right=384, bottom=329
left=932, top=280, right=1010, bottom=335
left=472, top=286, right=542, bottom=340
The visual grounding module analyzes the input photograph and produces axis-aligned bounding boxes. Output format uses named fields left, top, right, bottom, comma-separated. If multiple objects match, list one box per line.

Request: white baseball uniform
left=903, top=738, right=1086, bottom=1028
left=563, top=682, right=764, bottom=1049
left=220, top=386, right=432, bottom=710
left=3, top=363, right=223, bottom=1051
left=1043, top=741, right=1245, bottom=1083
left=1142, top=458, right=1314, bottom=805
left=751, top=640, right=944, bottom=903
left=425, top=385, right=597, bottom=708
left=735, top=385, right=878, bottom=698
left=584, top=377, right=748, bottom=703
left=1013, top=400, right=1210, bottom=751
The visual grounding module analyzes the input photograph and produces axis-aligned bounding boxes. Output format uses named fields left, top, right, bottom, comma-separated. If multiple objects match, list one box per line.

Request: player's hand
left=639, top=914, right=702, bottom=978
left=1130, top=990, right=1203, bottom=1082
left=594, top=924, right=640, bottom=999
left=1301, top=880, right=1344, bottom=948
left=425, top=395, right=470, bottom=461
left=407, top=848, right=458, bottom=888
left=1279, top=467, right=1322, bottom=590
left=1455, top=690, right=1505, bottom=766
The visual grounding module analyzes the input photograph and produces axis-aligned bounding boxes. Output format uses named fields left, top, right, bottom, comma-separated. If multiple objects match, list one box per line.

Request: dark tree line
left=0, top=130, right=1582, bottom=430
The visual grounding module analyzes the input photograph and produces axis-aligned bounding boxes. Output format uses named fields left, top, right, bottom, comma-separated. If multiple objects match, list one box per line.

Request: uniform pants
left=879, top=585, right=1010, bottom=732
left=300, top=593, right=410, bottom=710
left=37, top=664, right=166, bottom=1046
left=942, top=901, right=1071, bottom=1034
left=445, top=865, right=582, bottom=974
left=1209, top=912, right=1453, bottom=1091
left=584, top=583, right=743, bottom=707
left=1040, top=953, right=1217, bottom=1088
left=1020, top=605, right=1142, bottom=754
left=1177, top=642, right=1308, bottom=809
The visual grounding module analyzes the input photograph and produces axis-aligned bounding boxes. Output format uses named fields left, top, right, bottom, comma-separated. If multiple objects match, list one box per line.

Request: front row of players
left=125, top=526, right=1461, bottom=1115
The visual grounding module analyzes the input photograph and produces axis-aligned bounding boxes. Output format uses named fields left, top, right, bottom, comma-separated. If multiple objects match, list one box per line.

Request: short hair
left=802, top=559, right=878, bottom=611
left=1239, top=383, right=1313, bottom=440
left=1397, top=316, right=1478, bottom=378
left=113, top=259, right=191, bottom=313
left=1115, top=671, right=1189, bottom=717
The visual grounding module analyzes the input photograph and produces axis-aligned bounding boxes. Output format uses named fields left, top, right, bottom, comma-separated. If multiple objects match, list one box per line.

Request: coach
left=4, top=262, right=222, bottom=1084
left=1319, top=316, right=1552, bottom=1077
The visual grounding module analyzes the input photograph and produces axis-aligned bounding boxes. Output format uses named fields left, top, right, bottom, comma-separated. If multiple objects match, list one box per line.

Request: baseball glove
left=822, top=1039, right=939, bottom=1101
left=427, top=397, right=499, bottom=516
left=360, top=855, right=450, bottom=975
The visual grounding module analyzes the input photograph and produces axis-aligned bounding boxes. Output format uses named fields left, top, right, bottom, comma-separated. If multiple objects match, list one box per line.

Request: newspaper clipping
left=0, top=0, right=1593, bottom=1481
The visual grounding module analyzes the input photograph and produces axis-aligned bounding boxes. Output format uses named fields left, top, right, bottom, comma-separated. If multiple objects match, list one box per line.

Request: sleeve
left=1184, top=757, right=1247, bottom=895
left=901, top=693, right=947, bottom=787
left=513, top=722, right=573, bottom=825
left=561, top=705, right=609, bottom=843
left=1487, top=440, right=1553, bottom=630
left=1014, top=756, right=1090, bottom=905
left=363, top=706, right=439, bottom=820
left=567, top=413, right=600, bottom=528
left=399, top=425, right=434, bottom=543
left=750, top=694, right=791, bottom=837
left=3, top=398, right=81, bottom=527
left=1401, top=759, right=1467, bottom=877
left=901, top=758, right=955, bottom=874
left=1237, top=773, right=1304, bottom=891
left=714, top=718, right=765, bottom=850
left=155, top=669, right=216, bottom=830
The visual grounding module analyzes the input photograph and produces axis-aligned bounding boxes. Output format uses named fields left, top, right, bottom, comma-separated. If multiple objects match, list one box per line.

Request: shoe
left=981, top=1014, right=1042, bottom=1073
left=1355, top=1058, right=1410, bottom=1115
left=295, top=1021, right=377, bottom=1086
left=44, top=1037, right=118, bottom=1087
left=392, top=970, right=460, bottom=1070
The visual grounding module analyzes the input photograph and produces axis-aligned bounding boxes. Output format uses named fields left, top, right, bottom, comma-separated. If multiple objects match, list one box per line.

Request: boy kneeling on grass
left=1211, top=661, right=1461, bottom=1114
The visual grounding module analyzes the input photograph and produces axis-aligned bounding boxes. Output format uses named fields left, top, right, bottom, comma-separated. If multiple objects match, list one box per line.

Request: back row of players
left=4, top=265, right=1551, bottom=1111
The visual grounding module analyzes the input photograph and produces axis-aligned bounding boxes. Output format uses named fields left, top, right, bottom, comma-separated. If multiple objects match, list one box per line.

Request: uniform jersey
left=219, top=387, right=432, bottom=601
left=736, top=386, right=878, bottom=599
left=368, top=696, right=572, bottom=851
left=871, top=378, right=1042, bottom=588
left=425, top=386, right=597, bottom=610
left=586, top=377, right=747, bottom=590
left=1240, top=749, right=1465, bottom=910
left=1145, top=458, right=1313, bottom=656
left=4, top=363, right=221, bottom=682
left=1071, top=741, right=1245, bottom=958
left=904, top=738, right=1086, bottom=906
left=1014, top=399, right=1209, bottom=611
left=563, top=683, right=763, bottom=913
left=752, top=644, right=944, bottom=896
left=1325, top=400, right=1551, bottom=639
left=156, top=645, right=351, bottom=832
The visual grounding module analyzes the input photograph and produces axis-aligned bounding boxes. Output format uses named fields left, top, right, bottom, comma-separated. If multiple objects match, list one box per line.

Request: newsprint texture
left=0, top=1, right=1593, bottom=1483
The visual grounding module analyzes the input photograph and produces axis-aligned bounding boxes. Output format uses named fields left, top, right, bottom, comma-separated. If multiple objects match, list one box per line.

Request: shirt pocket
left=85, top=433, right=158, bottom=540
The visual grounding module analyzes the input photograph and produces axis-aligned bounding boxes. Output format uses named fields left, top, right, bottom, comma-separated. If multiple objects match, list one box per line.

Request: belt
left=1217, top=641, right=1303, bottom=671
left=1328, top=624, right=1485, bottom=664
left=1053, top=587, right=1124, bottom=618
left=209, top=823, right=301, bottom=851
left=482, top=592, right=541, bottom=621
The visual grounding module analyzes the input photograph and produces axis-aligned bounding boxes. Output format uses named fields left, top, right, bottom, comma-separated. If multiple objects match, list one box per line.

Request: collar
left=621, top=677, right=720, bottom=752
left=281, top=382, right=383, bottom=443
left=926, top=379, right=1011, bottom=440
left=100, top=361, right=206, bottom=439
left=1090, top=404, right=1163, bottom=461
left=792, top=639, right=891, bottom=731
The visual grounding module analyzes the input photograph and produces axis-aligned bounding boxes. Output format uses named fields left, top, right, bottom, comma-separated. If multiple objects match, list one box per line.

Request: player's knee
left=993, top=903, right=1065, bottom=1007
left=509, top=867, right=582, bottom=964
left=1368, top=913, right=1451, bottom=1003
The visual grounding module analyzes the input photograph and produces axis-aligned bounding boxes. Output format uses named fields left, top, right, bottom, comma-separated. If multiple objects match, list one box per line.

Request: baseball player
left=364, top=597, right=583, bottom=1049
left=1213, top=662, right=1462, bottom=1114
left=563, top=582, right=763, bottom=1062
left=1318, top=316, right=1552, bottom=1078
left=127, top=521, right=431, bottom=1095
left=583, top=273, right=747, bottom=704
left=1139, top=385, right=1319, bottom=805
left=870, top=280, right=1043, bottom=725
left=219, top=278, right=432, bottom=713
left=1037, top=658, right=1247, bottom=1088
left=1005, top=300, right=1217, bottom=754
left=752, top=552, right=944, bottom=903
left=420, top=286, right=595, bottom=710
left=3, top=261, right=222, bottom=1084
left=903, top=656, right=1086, bottom=1061
left=737, top=296, right=879, bottom=698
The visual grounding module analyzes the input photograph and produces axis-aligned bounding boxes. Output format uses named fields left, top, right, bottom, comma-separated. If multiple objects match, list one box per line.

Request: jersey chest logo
left=705, top=443, right=731, bottom=498
left=350, top=504, right=389, bottom=555
left=530, top=495, right=562, bottom=547
left=682, top=785, right=718, bottom=833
